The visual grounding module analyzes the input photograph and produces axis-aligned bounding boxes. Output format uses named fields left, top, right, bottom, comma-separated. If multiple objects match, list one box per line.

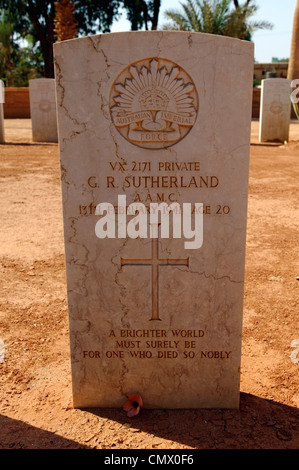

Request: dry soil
left=0, top=119, right=298, bottom=450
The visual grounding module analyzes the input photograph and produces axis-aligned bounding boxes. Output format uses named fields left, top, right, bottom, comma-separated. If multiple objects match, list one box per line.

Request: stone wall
left=3, top=87, right=297, bottom=120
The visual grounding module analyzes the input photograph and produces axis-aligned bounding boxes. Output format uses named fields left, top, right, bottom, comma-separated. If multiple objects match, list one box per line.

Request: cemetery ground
left=0, top=118, right=298, bottom=450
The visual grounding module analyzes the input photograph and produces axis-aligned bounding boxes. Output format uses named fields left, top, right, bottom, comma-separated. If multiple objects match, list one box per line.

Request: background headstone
left=259, top=78, right=292, bottom=142
left=29, top=78, right=58, bottom=142
left=0, top=80, right=4, bottom=143
left=54, top=31, right=254, bottom=409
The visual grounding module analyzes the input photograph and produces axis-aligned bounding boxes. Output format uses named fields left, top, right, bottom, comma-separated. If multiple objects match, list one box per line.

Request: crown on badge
left=113, top=59, right=195, bottom=114
left=139, top=89, right=169, bottom=111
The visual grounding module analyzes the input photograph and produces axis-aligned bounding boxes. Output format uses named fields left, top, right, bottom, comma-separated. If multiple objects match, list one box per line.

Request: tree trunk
left=54, top=0, right=78, bottom=42
left=42, top=41, right=54, bottom=78
left=151, top=0, right=161, bottom=30
left=26, top=0, right=55, bottom=78
left=288, top=0, right=299, bottom=80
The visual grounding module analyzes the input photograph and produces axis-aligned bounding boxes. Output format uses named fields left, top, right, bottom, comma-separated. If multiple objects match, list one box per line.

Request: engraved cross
left=121, top=226, right=189, bottom=321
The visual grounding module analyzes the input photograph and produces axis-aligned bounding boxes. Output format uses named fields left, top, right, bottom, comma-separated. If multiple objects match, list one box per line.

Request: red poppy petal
left=128, top=394, right=143, bottom=407
left=123, top=401, right=133, bottom=412
left=127, top=406, right=140, bottom=417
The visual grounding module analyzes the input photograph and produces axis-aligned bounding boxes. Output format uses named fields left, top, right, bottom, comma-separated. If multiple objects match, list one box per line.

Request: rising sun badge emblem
left=109, top=57, right=199, bottom=149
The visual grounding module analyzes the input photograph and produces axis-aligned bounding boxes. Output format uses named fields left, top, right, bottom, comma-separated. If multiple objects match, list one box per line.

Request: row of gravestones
left=0, top=78, right=58, bottom=143
left=0, top=32, right=296, bottom=410
left=0, top=75, right=294, bottom=145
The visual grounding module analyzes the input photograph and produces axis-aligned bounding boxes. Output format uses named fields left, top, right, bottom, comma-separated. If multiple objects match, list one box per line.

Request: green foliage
left=0, top=12, right=14, bottom=85
left=272, top=57, right=289, bottom=63
left=74, top=0, right=121, bottom=34
left=162, top=0, right=272, bottom=40
left=253, top=78, right=261, bottom=88
left=0, top=1, right=124, bottom=78
left=122, top=0, right=161, bottom=30
left=0, top=0, right=162, bottom=81
left=0, top=9, right=43, bottom=86
left=10, top=40, right=44, bottom=86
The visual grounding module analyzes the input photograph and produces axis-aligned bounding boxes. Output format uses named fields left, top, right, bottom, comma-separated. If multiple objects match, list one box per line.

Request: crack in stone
left=54, top=59, right=87, bottom=141
left=178, top=265, right=243, bottom=284
left=111, top=239, right=131, bottom=328
left=67, top=217, right=91, bottom=297
left=88, top=36, right=114, bottom=128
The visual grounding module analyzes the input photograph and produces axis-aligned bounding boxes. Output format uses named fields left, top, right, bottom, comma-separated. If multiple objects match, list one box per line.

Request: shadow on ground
left=0, top=414, right=88, bottom=449
left=85, top=393, right=299, bottom=449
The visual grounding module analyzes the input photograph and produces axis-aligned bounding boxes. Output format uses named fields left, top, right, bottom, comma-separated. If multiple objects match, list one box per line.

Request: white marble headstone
left=259, top=78, right=292, bottom=142
left=54, top=31, right=254, bottom=409
left=29, top=78, right=58, bottom=142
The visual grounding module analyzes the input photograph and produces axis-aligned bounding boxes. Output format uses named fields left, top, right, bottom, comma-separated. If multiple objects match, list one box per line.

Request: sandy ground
left=0, top=118, right=298, bottom=450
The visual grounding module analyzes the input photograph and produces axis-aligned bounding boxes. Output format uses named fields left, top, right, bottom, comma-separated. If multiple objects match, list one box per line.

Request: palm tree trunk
left=288, top=0, right=299, bottom=80
left=151, top=0, right=161, bottom=30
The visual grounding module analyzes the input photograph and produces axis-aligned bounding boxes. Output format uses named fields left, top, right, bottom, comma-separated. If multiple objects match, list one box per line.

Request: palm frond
left=163, top=9, right=192, bottom=31
left=161, top=0, right=273, bottom=39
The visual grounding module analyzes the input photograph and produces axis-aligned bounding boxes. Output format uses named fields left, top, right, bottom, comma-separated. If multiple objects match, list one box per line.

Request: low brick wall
left=3, top=88, right=30, bottom=118
left=252, top=88, right=260, bottom=118
left=2, top=87, right=297, bottom=120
